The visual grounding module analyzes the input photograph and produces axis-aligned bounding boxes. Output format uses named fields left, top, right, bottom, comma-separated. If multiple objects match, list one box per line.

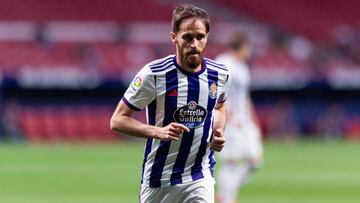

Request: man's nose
left=190, top=40, right=199, bottom=48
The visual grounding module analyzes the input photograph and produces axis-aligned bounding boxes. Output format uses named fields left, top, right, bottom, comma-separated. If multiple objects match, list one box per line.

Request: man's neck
left=230, top=50, right=246, bottom=62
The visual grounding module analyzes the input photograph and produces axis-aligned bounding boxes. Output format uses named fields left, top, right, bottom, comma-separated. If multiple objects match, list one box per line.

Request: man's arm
left=211, top=102, right=227, bottom=152
left=110, top=99, right=190, bottom=141
left=247, top=97, right=260, bottom=127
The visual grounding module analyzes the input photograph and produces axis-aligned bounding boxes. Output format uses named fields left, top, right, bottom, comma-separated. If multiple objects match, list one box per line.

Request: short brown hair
left=172, top=4, right=210, bottom=33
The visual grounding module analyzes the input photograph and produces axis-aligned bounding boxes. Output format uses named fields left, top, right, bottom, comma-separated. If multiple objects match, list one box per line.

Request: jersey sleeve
left=122, top=65, right=155, bottom=111
left=217, top=73, right=231, bottom=103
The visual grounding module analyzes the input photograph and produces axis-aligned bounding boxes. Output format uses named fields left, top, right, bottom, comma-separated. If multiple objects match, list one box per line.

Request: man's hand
left=156, top=123, right=190, bottom=141
left=211, top=128, right=225, bottom=152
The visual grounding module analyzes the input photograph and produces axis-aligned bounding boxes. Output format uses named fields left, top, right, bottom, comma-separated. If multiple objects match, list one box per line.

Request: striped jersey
left=122, top=55, right=230, bottom=187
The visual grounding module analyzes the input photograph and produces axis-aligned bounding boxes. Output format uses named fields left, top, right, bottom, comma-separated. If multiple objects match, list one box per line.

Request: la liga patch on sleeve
left=130, top=75, right=143, bottom=92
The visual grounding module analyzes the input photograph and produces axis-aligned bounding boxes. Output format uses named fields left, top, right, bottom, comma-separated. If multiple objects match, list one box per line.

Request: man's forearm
left=213, top=104, right=227, bottom=130
left=110, top=115, right=158, bottom=139
left=247, top=98, right=260, bottom=127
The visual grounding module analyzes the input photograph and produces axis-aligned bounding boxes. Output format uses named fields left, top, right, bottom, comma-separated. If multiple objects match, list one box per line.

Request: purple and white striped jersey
left=122, top=55, right=230, bottom=188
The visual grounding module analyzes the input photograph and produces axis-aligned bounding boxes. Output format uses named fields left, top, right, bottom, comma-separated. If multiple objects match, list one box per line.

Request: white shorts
left=219, top=124, right=263, bottom=161
left=139, top=179, right=215, bottom=203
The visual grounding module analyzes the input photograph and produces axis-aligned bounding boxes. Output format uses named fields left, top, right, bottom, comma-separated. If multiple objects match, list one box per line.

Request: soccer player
left=110, top=4, right=230, bottom=203
left=215, top=33, right=263, bottom=203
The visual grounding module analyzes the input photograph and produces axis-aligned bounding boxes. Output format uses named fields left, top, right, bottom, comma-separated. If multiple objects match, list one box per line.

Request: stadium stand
left=20, top=106, right=117, bottom=142
left=0, top=0, right=172, bottom=21
left=213, top=0, right=360, bottom=42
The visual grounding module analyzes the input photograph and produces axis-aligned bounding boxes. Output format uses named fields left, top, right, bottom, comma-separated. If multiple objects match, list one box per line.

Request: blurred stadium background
left=0, top=0, right=359, bottom=202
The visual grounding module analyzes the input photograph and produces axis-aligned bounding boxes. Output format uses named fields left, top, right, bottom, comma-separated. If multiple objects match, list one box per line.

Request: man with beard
left=110, top=4, right=230, bottom=203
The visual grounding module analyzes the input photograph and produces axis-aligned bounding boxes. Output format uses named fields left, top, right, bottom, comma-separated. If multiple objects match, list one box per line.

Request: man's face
left=171, top=18, right=208, bottom=69
left=235, top=43, right=252, bottom=61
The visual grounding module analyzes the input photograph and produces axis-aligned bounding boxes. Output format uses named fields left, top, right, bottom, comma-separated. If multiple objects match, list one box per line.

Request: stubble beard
left=182, top=52, right=202, bottom=70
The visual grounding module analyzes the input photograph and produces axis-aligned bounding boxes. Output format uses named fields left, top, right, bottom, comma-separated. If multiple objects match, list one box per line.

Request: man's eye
left=183, top=35, right=193, bottom=41
left=196, top=35, right=205, bottom=40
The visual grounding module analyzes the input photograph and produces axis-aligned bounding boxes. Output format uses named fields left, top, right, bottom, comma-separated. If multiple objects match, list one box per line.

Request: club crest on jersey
left=209, top=83, right=217, bottom=99
left=131, top=75, right=143, bottom=91
left=173, top=101, right=208, bottom=129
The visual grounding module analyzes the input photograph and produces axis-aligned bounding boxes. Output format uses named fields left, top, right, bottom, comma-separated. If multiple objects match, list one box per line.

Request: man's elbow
left=110, top=117, right=122, bottom=133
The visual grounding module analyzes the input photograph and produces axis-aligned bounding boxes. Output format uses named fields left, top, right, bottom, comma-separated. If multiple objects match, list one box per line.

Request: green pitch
left=0, top=141, right=360, bottom=203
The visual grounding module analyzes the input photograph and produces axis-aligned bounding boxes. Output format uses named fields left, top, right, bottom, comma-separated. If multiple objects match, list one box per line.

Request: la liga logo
left=131, top=75, right=143, bottom=92
left=133, top=75, right=143, bottom=87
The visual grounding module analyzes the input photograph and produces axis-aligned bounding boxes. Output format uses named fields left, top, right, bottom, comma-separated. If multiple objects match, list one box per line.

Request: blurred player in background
left=215, top=33, right=263, bottom=203
left=111, top=4, right=230, bottom=203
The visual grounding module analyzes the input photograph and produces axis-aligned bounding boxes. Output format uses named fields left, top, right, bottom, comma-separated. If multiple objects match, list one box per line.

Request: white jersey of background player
left=215, top=33, right=263, bottom=203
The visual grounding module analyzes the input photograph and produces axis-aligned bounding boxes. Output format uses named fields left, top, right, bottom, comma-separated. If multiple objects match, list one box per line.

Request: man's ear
left=170, top=32, right=177, bottom=43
